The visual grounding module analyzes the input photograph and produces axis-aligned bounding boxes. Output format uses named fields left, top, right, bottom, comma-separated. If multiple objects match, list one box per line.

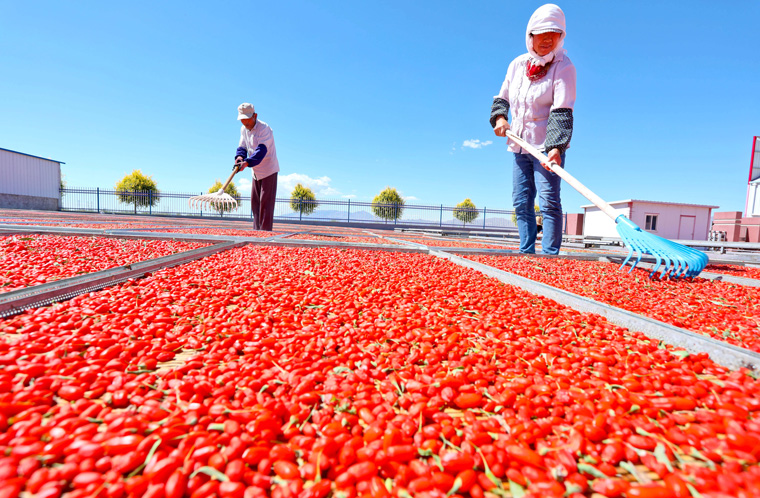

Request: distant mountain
left=279, top=209, right=376, bottom=221
left=278, top=209, right=516, bottom=229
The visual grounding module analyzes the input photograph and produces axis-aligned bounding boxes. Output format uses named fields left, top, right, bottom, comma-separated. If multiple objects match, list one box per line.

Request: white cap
left=237, top=103, right=255, bottom=120
left=531, top=27, right=563, bottom=35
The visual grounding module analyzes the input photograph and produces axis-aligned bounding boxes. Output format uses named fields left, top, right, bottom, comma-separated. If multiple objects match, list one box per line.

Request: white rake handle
left=505, top=130, right=619, bottom=222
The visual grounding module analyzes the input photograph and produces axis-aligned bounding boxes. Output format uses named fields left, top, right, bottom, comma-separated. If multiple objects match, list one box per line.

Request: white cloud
left=462, top=139, right=493, bottom=149
left=342, top=194, right=357, bottom=199
left=236, top=177, right=252, bottom=195
left=405, top=196, right=419, bottom=201
left=278, top=173, right=341, bottom=197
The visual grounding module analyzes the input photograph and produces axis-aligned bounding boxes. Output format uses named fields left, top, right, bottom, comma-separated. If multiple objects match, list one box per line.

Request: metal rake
left=505, top=130, right=708, bottom=278
left=188, top=167, right=240, bottom=211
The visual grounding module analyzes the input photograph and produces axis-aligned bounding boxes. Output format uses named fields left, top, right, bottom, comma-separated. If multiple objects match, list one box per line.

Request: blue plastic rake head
left=615, top=216, right=709, bottom=279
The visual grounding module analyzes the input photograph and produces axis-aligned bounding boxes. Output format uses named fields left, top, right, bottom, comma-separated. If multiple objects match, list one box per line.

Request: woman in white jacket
left=491, top=4, right=576, bottom=255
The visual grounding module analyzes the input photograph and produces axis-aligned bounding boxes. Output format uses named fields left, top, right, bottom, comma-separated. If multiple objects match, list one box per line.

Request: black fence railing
left=60, top=187, right=566, bottom=232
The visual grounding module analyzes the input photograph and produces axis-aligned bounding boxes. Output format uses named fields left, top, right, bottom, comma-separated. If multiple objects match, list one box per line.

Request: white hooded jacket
left=494, top=4, right=576, bottom=154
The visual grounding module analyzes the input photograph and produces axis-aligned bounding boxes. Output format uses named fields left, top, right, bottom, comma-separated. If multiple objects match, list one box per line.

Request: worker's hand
left=493, top=117, right=510, bottom=137
left=234, top=156, right=245, bottom=172
left=542, top=148, right=562, bottom=171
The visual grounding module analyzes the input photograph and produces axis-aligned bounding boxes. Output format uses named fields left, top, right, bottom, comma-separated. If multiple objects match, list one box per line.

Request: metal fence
left=60, top=187, right=566, bottom=232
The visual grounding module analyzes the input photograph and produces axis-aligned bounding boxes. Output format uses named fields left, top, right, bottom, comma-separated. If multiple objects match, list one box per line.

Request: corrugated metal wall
left=0, top=149, right=61, bottom=198
left=748, top=183, right=760, bottom=217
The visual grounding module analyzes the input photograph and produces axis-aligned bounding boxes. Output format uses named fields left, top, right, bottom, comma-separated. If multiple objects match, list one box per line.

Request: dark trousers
left=251, top=173, right=277, bottom=231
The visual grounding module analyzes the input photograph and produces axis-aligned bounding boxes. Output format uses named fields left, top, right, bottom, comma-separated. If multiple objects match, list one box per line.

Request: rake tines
left=189, top=167, right=240, bottom=212
left=616, top=216, right=708, bottom=279
left=188, top=191, right=239, bottom=211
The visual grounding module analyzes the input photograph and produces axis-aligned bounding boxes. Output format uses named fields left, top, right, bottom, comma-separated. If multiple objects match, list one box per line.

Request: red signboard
left=750, top=136, right=760, bottom=183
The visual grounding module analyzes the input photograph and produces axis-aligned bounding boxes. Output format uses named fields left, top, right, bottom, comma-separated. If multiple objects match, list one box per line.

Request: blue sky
left=2, top=1, right=759, bottom=214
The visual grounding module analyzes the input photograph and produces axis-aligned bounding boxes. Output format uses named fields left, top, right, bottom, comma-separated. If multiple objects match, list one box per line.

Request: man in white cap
left=235, top=102, right=280, bottom=231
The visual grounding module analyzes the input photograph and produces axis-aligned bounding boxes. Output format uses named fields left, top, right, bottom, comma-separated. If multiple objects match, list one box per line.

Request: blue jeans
left=512, top=152, right=564, bottom=254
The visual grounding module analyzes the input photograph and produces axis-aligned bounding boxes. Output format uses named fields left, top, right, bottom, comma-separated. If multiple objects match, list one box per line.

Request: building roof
left=0, top=147, right=65, bottom=164
left=581, top=199, right=719, bottom=209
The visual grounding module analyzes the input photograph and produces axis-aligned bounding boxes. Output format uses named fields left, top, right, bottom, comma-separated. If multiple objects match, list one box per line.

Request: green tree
left=372, top=187, right=405, bottom=222
left=453, top=198, right=479, bottom=226
left=115, top=170, right=160, bottom=213
left=208, top=180, right=242, bottom=214
left=290, top=183, right=318, bottom=216
left=511, top=204, right=542, bottom=226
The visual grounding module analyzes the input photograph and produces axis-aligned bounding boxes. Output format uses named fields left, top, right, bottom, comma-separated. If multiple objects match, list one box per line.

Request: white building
left=0, top=147, right=64, bottom=211
left=581, top=199, right=718, bottom=241
left=746, top=136, right=760, bottom=217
